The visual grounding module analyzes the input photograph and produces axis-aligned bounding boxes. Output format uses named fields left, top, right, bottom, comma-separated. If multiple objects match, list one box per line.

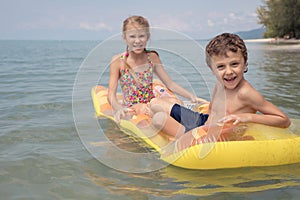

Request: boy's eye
left=231, top=62, right=239, bottom=67
left=217, top=65, right=225, bottom=70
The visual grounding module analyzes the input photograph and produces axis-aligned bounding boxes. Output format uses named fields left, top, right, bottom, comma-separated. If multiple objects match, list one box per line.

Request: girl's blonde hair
left=121, top=16, right=151, bottom=83
left=122, top=15, right=150, bottom=35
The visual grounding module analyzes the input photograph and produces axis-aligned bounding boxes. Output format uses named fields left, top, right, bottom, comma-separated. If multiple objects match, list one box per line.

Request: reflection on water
left=88, top=119, right=300, bottom=198
left=246, top=43, right=300, bottom=118
left=86, top=166, right=177, bottom=199
left=163, top=163, right=300, bottom=197
left=86, top=159, right=300, bottom=198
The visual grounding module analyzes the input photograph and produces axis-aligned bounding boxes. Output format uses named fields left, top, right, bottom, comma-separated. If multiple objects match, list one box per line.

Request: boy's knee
left=152, top=112, right=167, bottom=129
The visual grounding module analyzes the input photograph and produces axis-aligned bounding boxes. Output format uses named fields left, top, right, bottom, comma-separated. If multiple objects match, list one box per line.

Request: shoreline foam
left=245, top=38, right=300, bottom=44
left=245, top=38, right=300, bottom=51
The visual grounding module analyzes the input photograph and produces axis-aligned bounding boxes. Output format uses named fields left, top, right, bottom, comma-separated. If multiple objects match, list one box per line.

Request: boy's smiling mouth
left=224, top=76, right=237, bottom=82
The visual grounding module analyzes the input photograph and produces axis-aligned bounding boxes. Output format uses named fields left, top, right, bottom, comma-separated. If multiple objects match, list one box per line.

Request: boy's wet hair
left=205, top=33, right=248, bottom=72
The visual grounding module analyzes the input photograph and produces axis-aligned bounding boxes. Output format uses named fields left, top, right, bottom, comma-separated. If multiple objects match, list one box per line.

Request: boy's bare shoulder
left=237, top=80, right=263, bottom=101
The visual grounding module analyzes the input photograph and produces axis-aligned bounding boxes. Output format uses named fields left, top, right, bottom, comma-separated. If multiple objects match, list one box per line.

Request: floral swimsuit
left=119, top=51, right=155, bottom=107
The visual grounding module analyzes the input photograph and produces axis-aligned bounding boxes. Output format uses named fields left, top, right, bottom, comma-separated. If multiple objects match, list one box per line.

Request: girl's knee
left=149, top=98, right=166, bottom=113
left=152, top=112, right=168, bottom=129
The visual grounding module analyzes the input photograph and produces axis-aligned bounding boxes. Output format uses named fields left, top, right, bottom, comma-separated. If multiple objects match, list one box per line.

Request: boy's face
left=209, top=51, right=247, bottom=90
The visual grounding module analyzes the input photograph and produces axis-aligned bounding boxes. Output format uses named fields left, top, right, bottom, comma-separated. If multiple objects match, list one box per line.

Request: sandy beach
left=245, top=38, right=300, bottom=44
left=245, top=38, right=275, bottom=43
left=245, top=38, right=300, bottom=51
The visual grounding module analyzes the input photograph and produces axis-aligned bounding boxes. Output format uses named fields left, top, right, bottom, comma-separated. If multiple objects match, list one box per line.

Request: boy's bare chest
left=225, top=93, right=253, bottom=114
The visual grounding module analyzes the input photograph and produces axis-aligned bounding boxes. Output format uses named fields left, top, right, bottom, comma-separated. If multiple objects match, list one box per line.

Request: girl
left=107, top=15, right=207, bottom=123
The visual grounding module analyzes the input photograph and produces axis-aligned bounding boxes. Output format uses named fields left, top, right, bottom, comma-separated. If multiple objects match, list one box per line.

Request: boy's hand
left=218, top=114, right=242, bottom=125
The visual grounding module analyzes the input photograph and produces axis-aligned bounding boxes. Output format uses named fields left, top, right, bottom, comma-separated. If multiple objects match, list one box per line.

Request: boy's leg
left=170, top=104, right=209, bottom=132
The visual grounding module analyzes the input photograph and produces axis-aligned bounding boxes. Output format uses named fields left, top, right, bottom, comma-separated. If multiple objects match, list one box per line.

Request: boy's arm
left=220, top=89, right=291, bottom=128
left=249, top=92, right=290, bottom=128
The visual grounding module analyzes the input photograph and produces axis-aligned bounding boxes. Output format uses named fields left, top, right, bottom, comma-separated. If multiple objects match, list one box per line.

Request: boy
left=150, top=33, right=290, bottom=152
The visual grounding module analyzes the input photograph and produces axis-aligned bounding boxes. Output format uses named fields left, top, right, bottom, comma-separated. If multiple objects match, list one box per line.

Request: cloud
left=229, top=12, right=240, bottom=20
left=79, top=22, right=112, bottom=31
left=250, top=12, right=258, bottom=18
left=207, top=19, right=215, bottom=27
left=207, top=11, right=258, bottom=30
left=152, top=14, right=192, bottom=32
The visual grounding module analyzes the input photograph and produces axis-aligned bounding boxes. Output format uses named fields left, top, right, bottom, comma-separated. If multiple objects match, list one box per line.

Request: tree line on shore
left=257, top=0, right=300, bottom=39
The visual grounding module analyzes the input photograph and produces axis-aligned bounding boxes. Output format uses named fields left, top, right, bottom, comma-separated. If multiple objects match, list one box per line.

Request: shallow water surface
left=1, top=40, right=300, bottom=199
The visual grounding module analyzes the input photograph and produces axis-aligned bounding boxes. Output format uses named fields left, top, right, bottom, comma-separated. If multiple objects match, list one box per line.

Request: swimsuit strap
left=120, top=52, right=128, bottom=71
left=120, top=49, right=157, bottom=69
left=146, top=49, right=159, bottom=67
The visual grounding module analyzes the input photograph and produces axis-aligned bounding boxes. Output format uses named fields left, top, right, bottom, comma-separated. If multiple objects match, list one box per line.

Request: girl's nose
left=134, top=37, right=141, bottom=43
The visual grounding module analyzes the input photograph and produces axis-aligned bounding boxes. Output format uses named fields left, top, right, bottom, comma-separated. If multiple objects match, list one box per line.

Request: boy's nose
left=225, top=66, right=233, bottom=74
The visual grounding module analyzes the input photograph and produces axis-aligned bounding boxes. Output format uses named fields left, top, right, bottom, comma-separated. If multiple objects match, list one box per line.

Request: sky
left=0, top=0, right=264, bottom=40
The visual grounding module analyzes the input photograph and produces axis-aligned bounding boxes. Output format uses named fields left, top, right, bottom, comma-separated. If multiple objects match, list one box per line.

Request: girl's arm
left=107, top=55, right=126, bottom=122
left=152, top=53, right=208, bottom=103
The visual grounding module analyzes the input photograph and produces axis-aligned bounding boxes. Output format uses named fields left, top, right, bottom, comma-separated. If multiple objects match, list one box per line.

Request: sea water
left=1, top=39, right=300, bottom=200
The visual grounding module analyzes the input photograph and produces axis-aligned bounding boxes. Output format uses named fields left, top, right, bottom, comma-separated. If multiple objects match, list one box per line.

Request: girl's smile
left=123, top=26, right=149, bottom=53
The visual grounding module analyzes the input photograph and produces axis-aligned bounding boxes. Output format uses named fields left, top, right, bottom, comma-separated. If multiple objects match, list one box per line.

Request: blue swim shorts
left=170, top=103, right=209, bottom=132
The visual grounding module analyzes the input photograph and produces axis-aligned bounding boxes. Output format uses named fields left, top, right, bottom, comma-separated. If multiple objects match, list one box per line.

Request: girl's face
left=123, top=24, right=149, bottom=54
left=210, top=51, right=247, bottom=90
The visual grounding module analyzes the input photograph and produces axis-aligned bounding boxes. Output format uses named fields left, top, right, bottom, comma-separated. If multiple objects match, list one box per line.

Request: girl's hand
left=114, top=109, right=125, bottom=123
left=114, top=108, right=135, bottom=123
left=191, top=96, right=209, bottom=104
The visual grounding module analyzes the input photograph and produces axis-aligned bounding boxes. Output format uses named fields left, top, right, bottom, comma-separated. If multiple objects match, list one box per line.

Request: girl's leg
left=149, top=98, right=185, bottom=137
left=149, top=97, right=180, bottom=115
left=151, top=111, right=185, bottom=139
left=130, top=103, right=148, bottom=115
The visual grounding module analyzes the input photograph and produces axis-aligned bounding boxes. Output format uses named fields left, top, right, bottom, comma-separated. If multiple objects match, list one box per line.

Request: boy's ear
left=244, top=62, right=248, bottom=73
